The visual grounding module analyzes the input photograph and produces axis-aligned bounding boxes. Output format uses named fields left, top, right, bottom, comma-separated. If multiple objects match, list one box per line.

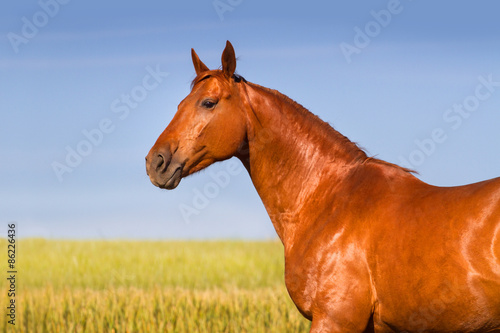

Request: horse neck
left=238, top=82, right=367, bottom=247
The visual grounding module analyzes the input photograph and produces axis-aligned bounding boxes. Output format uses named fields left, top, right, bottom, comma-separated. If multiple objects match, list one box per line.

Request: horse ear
left=221, top=40, right=236, bottom=78
left=191, top=48, right=209, bottom=75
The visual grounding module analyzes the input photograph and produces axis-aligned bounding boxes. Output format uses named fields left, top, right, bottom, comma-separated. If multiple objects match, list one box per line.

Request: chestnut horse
left=146, top=41, right=500, bottom=332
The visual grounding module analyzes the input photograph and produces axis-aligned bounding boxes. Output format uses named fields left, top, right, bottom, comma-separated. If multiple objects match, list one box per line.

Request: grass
left=0, top=239, right=310, bottom=332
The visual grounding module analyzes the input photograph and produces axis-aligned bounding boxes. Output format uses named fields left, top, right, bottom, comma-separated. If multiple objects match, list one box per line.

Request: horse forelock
left=190, top=70, right=246, bottom=90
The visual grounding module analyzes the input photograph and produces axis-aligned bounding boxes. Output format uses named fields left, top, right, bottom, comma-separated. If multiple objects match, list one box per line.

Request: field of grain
left=0, top=239, right=310, bottom=332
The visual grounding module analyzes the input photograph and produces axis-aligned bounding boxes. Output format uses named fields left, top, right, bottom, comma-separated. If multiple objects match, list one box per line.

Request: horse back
left=366, top=172, right=500, bottom=331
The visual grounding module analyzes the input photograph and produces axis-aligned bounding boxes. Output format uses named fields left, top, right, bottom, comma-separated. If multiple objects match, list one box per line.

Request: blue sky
left=1, top=0, right=499, bottom=239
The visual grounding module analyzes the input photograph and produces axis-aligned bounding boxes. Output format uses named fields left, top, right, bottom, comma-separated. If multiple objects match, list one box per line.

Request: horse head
left=146, top=41, right=248, bottom=189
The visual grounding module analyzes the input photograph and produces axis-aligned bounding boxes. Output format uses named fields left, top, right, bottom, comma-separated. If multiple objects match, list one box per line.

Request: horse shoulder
left=283, top=207, right=375, bottom=327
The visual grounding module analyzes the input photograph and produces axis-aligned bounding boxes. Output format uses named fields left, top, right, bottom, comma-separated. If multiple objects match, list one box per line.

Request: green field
left=0, top=239, right=310, bottom=332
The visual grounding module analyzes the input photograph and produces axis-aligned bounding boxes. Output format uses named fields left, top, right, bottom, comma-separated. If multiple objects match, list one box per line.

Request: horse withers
left=146, top=41, right=500, bottom=332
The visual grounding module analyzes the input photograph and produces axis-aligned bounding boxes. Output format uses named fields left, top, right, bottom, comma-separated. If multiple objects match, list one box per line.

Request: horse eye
left=201, top=99, right=217, bottom=109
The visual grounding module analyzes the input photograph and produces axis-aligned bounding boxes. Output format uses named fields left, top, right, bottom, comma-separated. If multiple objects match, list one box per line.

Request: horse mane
left=191, top=70, right=415, bottom=175
left=249, top=82, right=416, bottom=175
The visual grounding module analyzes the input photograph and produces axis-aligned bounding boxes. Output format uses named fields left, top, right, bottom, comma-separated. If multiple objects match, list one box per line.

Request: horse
left=145, top=41, right=500, bottom=332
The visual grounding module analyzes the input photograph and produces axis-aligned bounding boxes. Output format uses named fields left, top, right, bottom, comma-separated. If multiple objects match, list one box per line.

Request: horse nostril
left=154, top=150, right=173, bottom=174
left=156, top=153, right=165, bottom=170
left=146, top=146, right=173, bottom=176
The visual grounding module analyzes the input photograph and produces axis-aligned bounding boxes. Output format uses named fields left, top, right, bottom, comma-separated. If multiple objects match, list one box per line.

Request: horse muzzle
left=146, top=146, right=184, bottom=190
